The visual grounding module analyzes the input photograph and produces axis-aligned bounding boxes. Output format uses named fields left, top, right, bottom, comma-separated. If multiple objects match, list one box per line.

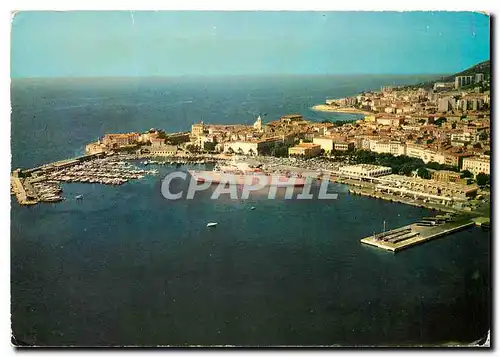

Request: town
left=12, top=62, right=491, bottom=226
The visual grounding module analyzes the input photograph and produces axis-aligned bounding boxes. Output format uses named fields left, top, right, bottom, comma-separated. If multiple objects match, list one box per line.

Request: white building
left=451, top=132, right=473, bottom=143
left=313, top=137, right=334, bottom=153
left=462, top=156, right=490, bottom=176
left=406, top=144, right=446, bottom=164
left=455, top=75, right=473, bottom=89
left=339, top=164, right=392, bottom=179
left=253, top=116, right=263, bottom=131
left=223, top=138, right=282, bottom=156
left=369, top=140, right=406, bottom=156
left=224, top=141, right=259, bottom=156
left=438, top=97, right=456, bottom=112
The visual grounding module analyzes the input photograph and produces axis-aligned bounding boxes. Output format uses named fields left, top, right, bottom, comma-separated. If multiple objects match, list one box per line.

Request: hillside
left=440, top=60, right=491, bottom=82
left=403, top=60, right=491, bottom=90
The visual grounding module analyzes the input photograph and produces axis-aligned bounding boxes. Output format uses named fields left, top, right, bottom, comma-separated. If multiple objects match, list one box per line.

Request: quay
left=347, top=187, right=458, bottom=213
left=360, top=219, right=475, bottom=252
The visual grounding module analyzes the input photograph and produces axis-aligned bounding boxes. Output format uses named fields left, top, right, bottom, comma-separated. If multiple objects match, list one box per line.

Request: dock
left=360, top=219, right=475, bottom=252
left=11, top=175, right=38, bottom=205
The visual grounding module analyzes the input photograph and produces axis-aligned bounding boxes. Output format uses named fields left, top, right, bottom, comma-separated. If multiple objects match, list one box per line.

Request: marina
left=11, top=154, right=160, bottom=205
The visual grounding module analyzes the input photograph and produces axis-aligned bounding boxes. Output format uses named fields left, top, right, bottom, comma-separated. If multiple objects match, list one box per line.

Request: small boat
left=206, top=222, right=218, bottom=228
left=250, top=207, right=256, bottom=210
left=76, top=194, right=83, bottom=200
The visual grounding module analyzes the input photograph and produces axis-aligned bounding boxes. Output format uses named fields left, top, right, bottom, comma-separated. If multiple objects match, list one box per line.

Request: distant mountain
left=404, top=60, right=491, bottom=89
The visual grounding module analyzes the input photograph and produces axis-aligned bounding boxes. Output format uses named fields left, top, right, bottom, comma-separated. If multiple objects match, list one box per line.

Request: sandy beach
left=311, top=104, right=372, bottom=117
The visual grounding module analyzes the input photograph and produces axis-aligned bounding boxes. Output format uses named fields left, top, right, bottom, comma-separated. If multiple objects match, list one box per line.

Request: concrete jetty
left=360, top=219, right=475, bottom=252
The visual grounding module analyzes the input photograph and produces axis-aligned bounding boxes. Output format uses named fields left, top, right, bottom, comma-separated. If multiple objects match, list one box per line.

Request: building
left=224, top=141, right=259, bottom=156
left=475, top=73, right=485, bottom=83
left=280, top=114, right=304, bottom=124
left=333, top=141, right=355, bottom=152
left=253, top=116, right=263, bottom=131
left=339, top=164, right=392, bottom=178
left=288, top=142, right=322, bottom=158
left=406, top=144, right=446, bottom=164
left=149, top=144, right=178, bottom=156
left=377, top=174, right=478, bottom=201
left=85, top=142, right=107, bottom=155
left=223, top=137, right=282, bottom=156
left=438, top=97, right=456, bottom=112
left=451, top=132, right=473, bottom=143
left=462, top=156, right=490, bottom=176
left=443, top=152, right=473, bottom=168
left=433, top=82, right=454, bottom=91
left=191, top=122, right=206, bottom=137
left=150, top=137, right=166, bottom=147
left=431, top=170, right=462, bottom=183
left=375, top=117, right=405, bottom=127
left=102, top=133, right=139, bottom=148
left=313, top=137, right=334, bottom=153
left=454, top=75, right=473, bottom=89
left=165, top=132, right=190, bottom=145
left=369, top=140, right=406, bottom=156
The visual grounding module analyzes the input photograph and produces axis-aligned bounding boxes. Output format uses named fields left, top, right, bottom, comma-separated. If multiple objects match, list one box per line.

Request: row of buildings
left=335, top=164, right=478, bottom=202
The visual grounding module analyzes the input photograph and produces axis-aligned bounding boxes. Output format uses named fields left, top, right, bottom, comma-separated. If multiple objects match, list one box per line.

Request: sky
left=10, top=11, right=490, bottom=78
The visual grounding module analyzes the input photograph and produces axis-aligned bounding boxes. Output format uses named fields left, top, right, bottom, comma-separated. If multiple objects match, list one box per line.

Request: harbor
left=10, top=151, right=233, bottom=206
left=360, top=215, right=476, bottom=252
left=11, top=154, right=157, bottom=205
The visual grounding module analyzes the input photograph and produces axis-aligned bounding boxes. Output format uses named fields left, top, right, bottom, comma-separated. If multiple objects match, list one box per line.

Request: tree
left=451, top=123, right=457, bottom=129
left=434, top=117, right=447, bottom=126
left=186, top=144, right=200, bottom=153
left=461, top=170, right=473, bottom=178
left=399, top=163, right=414, bottom=176
left=157, top=130, right=167, bottom=139
left=426, top=161, right=441, bottom=170
left=476, top=172, right=490, bottom=186
left=417, top=167, right=431, bottom=179
left=203, top=141, right=217, bottom=152
left=478, top=131, right=489, bottom=141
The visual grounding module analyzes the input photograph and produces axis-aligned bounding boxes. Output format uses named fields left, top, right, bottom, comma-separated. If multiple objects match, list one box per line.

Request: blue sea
left=10, top=75, right=491, bottom=346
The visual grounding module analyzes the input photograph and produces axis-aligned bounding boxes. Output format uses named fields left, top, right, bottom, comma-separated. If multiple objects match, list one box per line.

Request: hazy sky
left=11, top=11, right=490, bottom=78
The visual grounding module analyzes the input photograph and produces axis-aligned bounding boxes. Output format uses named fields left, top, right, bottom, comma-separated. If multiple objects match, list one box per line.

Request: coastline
left=311, top=104, right=372, bottom=117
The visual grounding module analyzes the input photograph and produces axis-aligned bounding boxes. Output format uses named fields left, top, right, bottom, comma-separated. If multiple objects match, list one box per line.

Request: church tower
left=253, top=116, right=262, bottom=131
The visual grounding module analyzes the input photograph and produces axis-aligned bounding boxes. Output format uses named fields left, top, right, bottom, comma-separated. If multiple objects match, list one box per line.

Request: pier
left=360, top=219, right=475, bottom=252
